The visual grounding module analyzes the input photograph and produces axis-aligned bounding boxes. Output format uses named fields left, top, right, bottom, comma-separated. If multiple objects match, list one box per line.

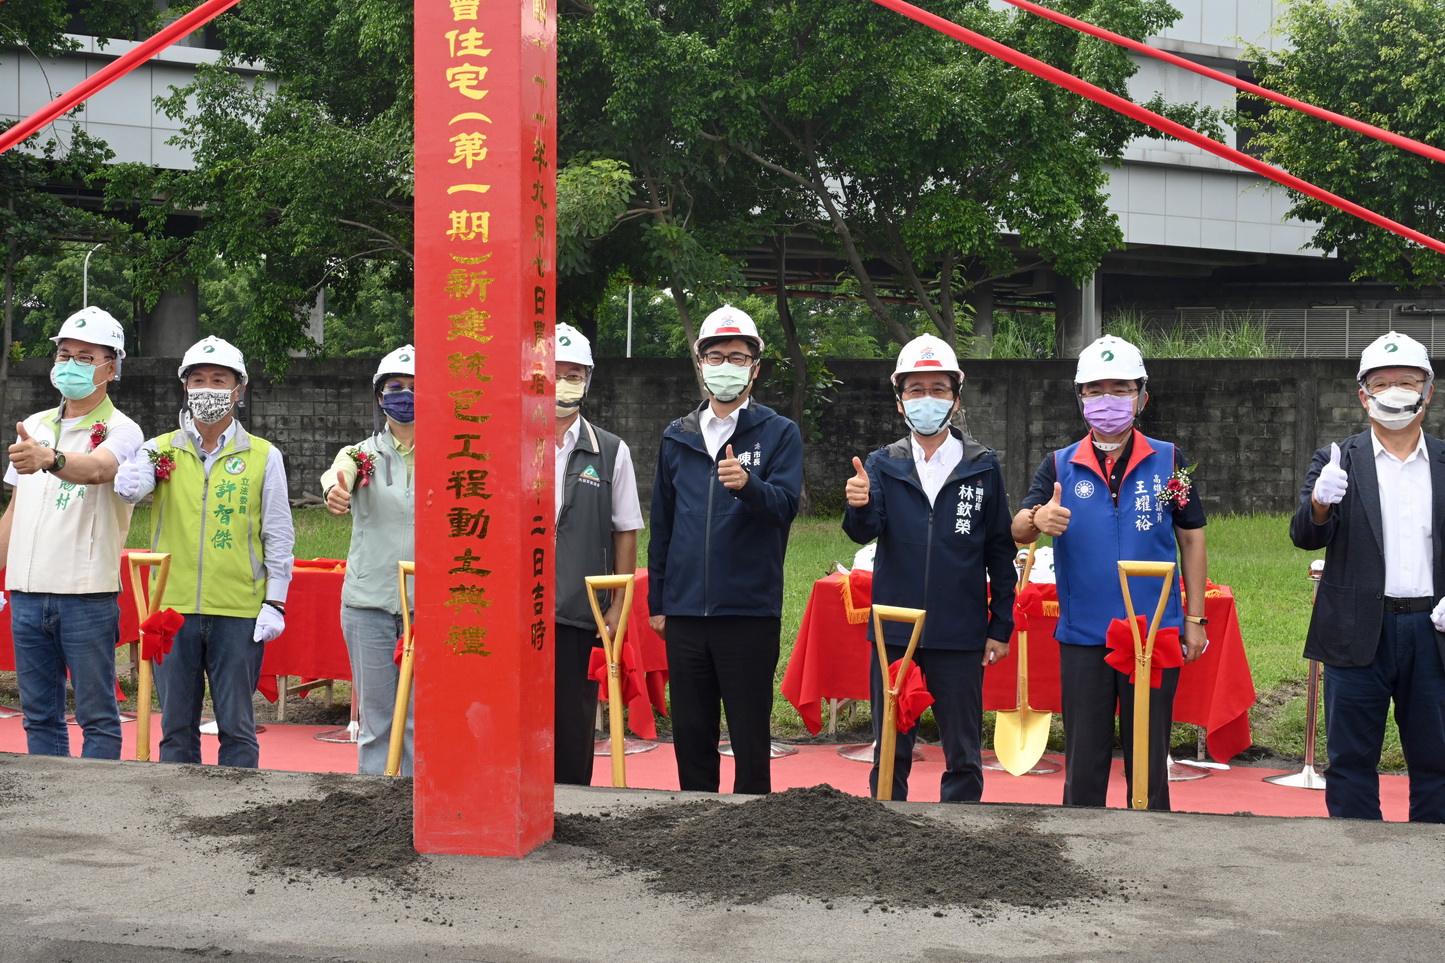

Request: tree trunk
left=667, top=281, right=706, bottom=399
left=772, top=237, right=811, bottom=515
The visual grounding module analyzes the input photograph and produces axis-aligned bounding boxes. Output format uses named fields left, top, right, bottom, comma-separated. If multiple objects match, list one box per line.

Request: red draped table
left=780, top=569, right=1256, bottom=763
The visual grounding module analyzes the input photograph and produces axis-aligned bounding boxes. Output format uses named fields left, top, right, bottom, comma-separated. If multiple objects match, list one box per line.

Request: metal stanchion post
left=1265, top=560, right=1327, bottom=790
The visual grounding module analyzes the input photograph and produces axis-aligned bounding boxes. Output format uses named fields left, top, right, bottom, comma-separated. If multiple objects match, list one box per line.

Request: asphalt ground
left=0, top=752, right=1441, bottom=963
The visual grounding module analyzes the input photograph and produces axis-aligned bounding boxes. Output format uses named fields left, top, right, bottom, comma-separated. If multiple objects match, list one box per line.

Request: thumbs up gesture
left=1031, top=481, right=1072, bottom=537
left=718, top=444, right=750, bottom=490
left=326, top=471, right=354, bottom=515
left=1312, top=442, right=1348, bottom=507
left=845, top=456, right=871, bottom=508
left=9, top=422, right=55, bottom=475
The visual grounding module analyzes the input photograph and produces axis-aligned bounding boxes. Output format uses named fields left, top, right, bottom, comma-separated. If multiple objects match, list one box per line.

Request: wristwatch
left=1184, top=615, right=1208, bottom=626
left=45, top=449, right=66, bottom=474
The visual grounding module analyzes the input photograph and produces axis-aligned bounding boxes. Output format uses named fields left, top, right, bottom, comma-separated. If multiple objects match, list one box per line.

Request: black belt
left=1384, top=596, right=1434, bottom=614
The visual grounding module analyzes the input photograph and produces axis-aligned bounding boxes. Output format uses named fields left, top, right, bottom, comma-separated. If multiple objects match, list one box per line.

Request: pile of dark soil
left=555, top=784, right=1115, bottom=912
left=183, top=777, right=418, bottom=884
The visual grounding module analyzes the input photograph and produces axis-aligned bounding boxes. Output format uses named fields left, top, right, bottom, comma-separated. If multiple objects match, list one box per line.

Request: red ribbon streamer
left=868, top=0, right=1445, bottom=258
left=140, top=608, right=184, bottom=665
left=0, top=0, right=243, bottom=156
left=1104, top=615, right=1182, bottom=688
left=999, top=0, right=1445, bottom=167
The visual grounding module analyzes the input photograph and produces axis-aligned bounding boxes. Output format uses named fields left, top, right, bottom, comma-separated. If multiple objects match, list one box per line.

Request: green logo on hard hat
left=400, top=353, right=411, bottom=362
left=1386, top=343, right=1399, bottom=353
left=559, top=336, right=571, bottom=346
left=1101, top=350, right=1114, bottom=361
left=204, top=345, right=215, bottom=353
left=75, top=318, right=87, bottom=327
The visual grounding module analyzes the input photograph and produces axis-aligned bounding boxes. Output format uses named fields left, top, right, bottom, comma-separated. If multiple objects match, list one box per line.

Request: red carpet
left=0, top=711, right=1410, bottom=821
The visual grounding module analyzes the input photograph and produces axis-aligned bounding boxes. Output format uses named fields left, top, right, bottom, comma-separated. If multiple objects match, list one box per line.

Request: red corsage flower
left=148, top=448, right=178, bottom=482
left=1155, top=465, right=1196, bottom=510
left=347, top=447, right=376, bottom=487
left=88, top=422, right=107, bottom=452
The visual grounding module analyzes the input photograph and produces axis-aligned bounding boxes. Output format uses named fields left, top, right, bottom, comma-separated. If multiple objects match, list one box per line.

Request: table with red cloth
left=780, top=568, right=1257, bottom=763
left=0, top=557, right=352, bottom=702
left=588, top=567, right=669, bottom=739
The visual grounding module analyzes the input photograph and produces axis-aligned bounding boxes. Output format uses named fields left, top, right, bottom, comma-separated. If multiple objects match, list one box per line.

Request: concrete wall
left=3, top=355, right=1370, bottom=517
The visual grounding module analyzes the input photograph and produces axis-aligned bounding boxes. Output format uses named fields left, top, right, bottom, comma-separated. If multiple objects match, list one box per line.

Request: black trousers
left=553, top=622, right=601, bottom=786
left=664, top=615, right=781, bottom=794
left=869, top=645, right=986, bottom=802
left=1059, top=641, right=1179, bottom=810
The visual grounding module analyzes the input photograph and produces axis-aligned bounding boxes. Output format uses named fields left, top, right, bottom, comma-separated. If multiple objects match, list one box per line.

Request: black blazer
left=1290, top=429, right=1445, bottom=668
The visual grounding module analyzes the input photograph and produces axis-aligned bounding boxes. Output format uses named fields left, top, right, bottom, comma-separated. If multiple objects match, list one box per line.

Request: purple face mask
left=1081, top=394, right=1136, bottom=436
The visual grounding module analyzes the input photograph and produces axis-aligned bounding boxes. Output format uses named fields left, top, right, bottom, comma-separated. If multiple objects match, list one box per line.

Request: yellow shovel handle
left=871, top=604, right=925, bottom=801
left=385, top=561, right=416, bottom=776
left=1117, top=560, right=1176, bottom=810
left=586, top=574, right=636, bottom=788
left=127, top=553, right=171, bottom=763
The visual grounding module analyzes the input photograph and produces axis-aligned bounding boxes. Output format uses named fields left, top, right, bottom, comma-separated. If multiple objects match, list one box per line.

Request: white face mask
left=1366, top=385, right=1425, bottom=430
left=188, top=387, right=236, bottom=425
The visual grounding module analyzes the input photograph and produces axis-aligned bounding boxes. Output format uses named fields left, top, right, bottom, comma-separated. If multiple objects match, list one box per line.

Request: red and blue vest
left=1052, top=433, right=1183, bottom=646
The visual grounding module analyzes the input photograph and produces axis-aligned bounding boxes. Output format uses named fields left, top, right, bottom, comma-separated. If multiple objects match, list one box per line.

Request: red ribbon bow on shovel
left=1104, top=615, right=1182, bottom=688
left=140, top=608, right=184, bottom=665
left=888, top=659, right=934, bottom=732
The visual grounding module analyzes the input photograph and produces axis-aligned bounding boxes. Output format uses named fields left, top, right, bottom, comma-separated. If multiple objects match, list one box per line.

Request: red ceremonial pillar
left=412, top=0, right=556, bottom=857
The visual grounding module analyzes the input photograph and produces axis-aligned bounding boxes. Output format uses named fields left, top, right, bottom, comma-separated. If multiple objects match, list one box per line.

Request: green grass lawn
left=121, top=507, right=1365, bottom=765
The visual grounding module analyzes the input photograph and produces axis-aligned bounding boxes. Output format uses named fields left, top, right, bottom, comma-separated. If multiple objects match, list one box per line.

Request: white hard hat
left=555, top=323, right=594, bottom=367
left=52, top=306, right=126, bottom=359
left=179, top=336, right=248, bottom=385
left=693, top=304, right=764, bottom=356
left=374, top=344, right=416, bottom=389
left=1358, top=331, right=1432, bottom=382
left=891, top=334, right=963, bottom=388
left=1075, top=335, right=1147, bottom=386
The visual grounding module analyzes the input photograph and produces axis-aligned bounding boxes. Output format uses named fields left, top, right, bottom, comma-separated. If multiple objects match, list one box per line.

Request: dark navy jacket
left=843, top=428, right=1016, bottom=650
left=648, top=401, right=803, bottom=618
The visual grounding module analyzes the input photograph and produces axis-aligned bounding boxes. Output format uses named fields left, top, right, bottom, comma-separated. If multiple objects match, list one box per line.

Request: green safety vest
left=151, top=425, right=273, bottom=617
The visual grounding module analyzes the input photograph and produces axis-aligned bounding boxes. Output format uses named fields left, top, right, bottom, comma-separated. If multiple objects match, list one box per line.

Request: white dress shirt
left=911, top=431, right=963, bottom=505
left=701, top=398, right=751, bottom=460
left=1372, top=429, right=1434, bottom=598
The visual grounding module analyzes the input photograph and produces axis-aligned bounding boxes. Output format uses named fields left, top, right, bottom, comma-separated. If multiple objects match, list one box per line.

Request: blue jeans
left=341, top=605, right=412, bottom=776
left=9, top=591, right=123, bottom=759
left=1324, top=610, right=1445, bottom=822
left=154, top=614, right=263, bottom=768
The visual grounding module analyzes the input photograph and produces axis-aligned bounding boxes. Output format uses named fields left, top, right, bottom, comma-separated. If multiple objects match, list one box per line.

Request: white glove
left=0, top=591, right=6, bottom=613
left=1312, top=442, right=1348, bottom=506
left=1432, top=598, right=1445, bottom=633
left=114, top=456, right=151, bottom=500
left=253, top=604, right=286, bottom=643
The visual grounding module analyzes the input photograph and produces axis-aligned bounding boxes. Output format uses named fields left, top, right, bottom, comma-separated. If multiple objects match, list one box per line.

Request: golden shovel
left=872, top=604, right=926, bottom=802
left=1117, top=560, right=1178, bottom=810
left=585, top=574, right=636, bottom=788
left=993, top=543, right=1052, bottom=776
left=384, top=560, right=416, bottom=777
left=127, top=552, right=172, bottom=762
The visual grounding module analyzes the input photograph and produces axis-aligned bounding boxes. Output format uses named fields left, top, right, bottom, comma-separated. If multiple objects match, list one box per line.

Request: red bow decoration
left=256, top=675, right=279, bottom=703
left=393, top=636, right=407, bottom=666
left=1104, top=615, right=1183, bottom=688
left=140, top=608, right=184, bottom=665
left=588, top=640, right=646, bottom=708
left=888, top=659, right=933, bottom=732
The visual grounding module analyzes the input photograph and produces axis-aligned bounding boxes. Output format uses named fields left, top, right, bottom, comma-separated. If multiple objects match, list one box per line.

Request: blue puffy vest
left=1052, top=434, right=1183, bottom=646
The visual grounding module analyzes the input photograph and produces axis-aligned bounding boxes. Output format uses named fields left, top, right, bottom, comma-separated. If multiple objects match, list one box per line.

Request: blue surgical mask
left=902, top=396, right=954, bottom=436
left=50, top=359, right=100, bottom=401
left=380, top=389, right=415, bottom=424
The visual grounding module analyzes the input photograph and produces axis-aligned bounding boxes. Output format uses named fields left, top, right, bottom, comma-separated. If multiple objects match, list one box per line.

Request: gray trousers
left=341, top=605, right=413, bottom=776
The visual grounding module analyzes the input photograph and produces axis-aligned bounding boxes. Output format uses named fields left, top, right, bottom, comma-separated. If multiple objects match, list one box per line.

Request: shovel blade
left=992, top=707, right=1053, bottom=777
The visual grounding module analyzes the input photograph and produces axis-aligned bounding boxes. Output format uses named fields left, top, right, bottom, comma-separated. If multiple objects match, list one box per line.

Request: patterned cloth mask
left=187, top=388, right=235, bottom=425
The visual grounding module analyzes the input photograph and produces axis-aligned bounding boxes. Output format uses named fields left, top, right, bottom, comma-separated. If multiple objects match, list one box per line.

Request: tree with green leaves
left=1244, top=0, right=1445, bottom=286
